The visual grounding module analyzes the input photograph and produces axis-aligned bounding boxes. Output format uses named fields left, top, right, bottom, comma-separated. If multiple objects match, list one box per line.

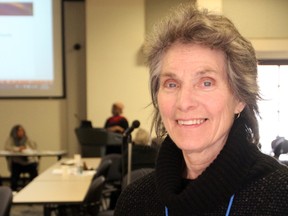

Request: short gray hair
left=144, top=2, right=260, bottom=144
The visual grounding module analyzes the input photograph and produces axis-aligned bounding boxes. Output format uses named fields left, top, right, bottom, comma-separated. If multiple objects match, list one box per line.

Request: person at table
left=114, top=2, right=288, bottom=215
left=104, top=102, right=129, bottom=134
left=4, top=124, right=38, bottom=191
left=104, top=102, right=129, bottom=154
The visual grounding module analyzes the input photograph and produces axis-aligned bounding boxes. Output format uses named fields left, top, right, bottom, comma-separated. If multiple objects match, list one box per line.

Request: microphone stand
left=122, top=120, right=140, bottom=186
left=122, top=133, right=132, bottom=185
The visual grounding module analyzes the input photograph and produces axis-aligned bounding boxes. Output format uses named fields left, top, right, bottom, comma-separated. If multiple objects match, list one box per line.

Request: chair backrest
left=0, top=186, right=12, bottom=216
left=122, top=168, right=154, bottom=189
left=92, top=159, right=112, bottom=181
left=101, top=154, right=122, bottom=182
left=83, top=175, right=105, bottom=204
left=122, top=145, right=158, bottom=176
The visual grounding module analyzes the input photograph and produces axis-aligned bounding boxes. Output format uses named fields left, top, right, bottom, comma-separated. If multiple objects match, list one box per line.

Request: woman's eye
left=203, top=81, right=212, bottom=86
left=164, top=80, right=178, bottom=89
left=167, top=82, right=177, bottom=88
left=200, top=78, right=215, bottom=88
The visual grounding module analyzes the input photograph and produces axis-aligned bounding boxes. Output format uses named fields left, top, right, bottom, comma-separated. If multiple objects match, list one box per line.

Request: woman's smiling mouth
left=177, top=119, right=207, bottom=126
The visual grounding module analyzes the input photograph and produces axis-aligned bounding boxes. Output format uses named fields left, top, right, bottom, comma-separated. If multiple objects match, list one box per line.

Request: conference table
left=12, top=157, right=101, bottom=216
left=0, top=150, right=67, bottom=160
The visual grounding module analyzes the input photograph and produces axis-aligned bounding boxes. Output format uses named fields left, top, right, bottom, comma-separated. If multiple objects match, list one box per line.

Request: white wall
left=222, top=0, right=288, bottom=59
left=86, top=0, right=153, bottom=132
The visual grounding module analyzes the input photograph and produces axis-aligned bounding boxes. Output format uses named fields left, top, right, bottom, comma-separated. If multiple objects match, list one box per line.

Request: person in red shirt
left=104, top=102, right=129, bottom=134
left=104, top=102, right=129, bottom=154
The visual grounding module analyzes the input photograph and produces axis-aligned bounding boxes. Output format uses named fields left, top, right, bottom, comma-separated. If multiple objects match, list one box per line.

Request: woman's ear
left=235, top=101, right=246, bottom=114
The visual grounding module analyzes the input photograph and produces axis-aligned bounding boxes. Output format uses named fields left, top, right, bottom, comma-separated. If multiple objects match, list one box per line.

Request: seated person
left=104, top=102, right=129, bottom=154
left=4, top=125, right=38, bottom=191
left=271, top=136, right=288, bottom=159
left=122, top=128, right=158, bottom=176
left=111, top=128, right=157, bottom=210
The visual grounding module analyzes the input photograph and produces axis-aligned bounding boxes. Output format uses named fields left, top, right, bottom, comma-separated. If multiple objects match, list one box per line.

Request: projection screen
left=0, top=0, right=64, bottom=98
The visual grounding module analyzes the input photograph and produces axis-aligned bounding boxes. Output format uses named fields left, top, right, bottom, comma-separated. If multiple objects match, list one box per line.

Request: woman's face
left=112, top=104, right=122, bottom=116
left=157, top=43, right=245, bottom=153
left=17, top=127, right=25, bottom=139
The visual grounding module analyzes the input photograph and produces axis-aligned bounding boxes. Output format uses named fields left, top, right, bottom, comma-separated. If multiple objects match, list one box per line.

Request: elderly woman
left=4, top=125, right=38, bottom=191
left=114, top=2, right=288, bottom=215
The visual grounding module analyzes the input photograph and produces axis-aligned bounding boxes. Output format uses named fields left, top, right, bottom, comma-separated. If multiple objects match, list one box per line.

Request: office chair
left=122, top=168, right=154, bottom=189
left=0, top=186, right=12, bottom=216
left=91, top=159, right=113, bottom=210
left=92, top=159, right=112, bottom=181
left=98, top=154, right=122, bottom=210
left=101, top=154, right=122, bottom=183
left=122, top=144, right=158, bottom=177
left=82, top=175, right=106, bottom=215
left=96, top=168, right=155, bottom=216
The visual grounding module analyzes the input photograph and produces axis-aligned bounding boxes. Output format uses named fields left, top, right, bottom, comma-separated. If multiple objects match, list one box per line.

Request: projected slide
left=0, top=0, right=63, bottom=98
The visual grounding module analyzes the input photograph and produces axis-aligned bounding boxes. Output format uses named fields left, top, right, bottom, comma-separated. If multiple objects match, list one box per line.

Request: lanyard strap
left=165, top=206, right=169, bottom=216
left=225, top=194, right=235, bottom=216
left=165, top=194, right=235, bottom=216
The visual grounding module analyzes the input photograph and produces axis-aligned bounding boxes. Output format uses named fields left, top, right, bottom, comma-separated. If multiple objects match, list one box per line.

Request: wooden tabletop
left=13, top=157, right=101, bottom=204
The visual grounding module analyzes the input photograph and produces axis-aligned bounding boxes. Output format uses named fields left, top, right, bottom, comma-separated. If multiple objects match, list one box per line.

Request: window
left=257, top=60, right=288, bottom=155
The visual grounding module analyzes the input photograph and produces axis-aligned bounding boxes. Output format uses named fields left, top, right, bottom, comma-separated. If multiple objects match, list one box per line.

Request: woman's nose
left=176, top=86, right=199, bottom=111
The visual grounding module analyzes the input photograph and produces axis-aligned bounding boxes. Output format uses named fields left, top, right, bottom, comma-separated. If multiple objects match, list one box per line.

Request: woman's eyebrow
left=196, top=69, right=217, bottom=76
left=160, top=71, right=176, bottom=77
left=160, top=69, right=217, bottom=79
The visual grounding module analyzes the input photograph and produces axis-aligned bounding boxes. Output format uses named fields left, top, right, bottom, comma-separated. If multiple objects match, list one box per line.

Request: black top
left=114, top=118, right=288, bottom=216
